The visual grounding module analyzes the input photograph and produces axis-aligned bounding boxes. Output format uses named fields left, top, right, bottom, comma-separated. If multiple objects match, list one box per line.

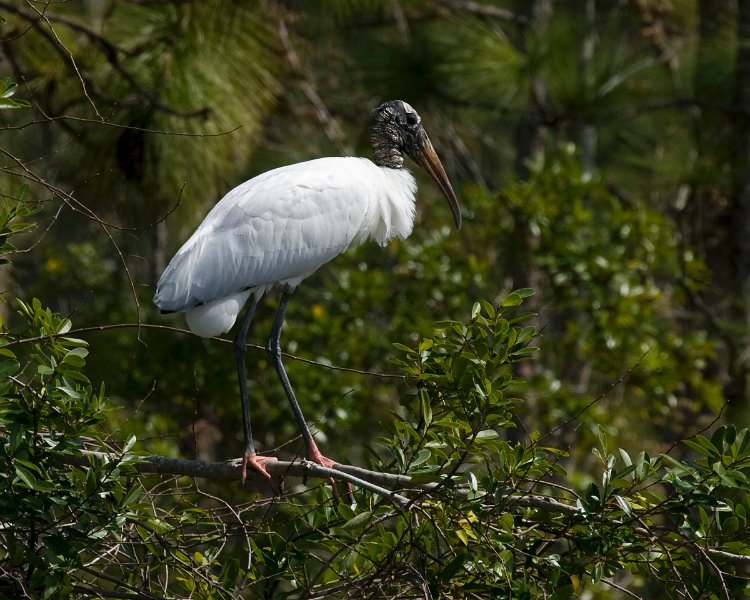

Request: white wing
left=154, top=157, right=380, bottom=313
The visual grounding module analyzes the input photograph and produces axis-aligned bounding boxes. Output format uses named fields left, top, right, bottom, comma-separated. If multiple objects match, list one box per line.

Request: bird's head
left=371, top=100, right=462, bottom=230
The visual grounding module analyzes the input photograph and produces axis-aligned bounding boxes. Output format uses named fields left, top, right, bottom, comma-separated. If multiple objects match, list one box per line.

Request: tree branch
left=57, top=448, right=750, bottom=566
left=437, top=0, right=528, bottom=23
left=60, top=449, right=581, bottom=518
left=0, top=0, right=210, bottom=119
left=62, top=450, right=412, bottom=505
left=6, top=321, right=407, bottom=380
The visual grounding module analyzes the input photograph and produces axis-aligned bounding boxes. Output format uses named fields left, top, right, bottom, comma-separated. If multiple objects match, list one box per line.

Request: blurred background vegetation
left=2, top=0, right=750, bottom=597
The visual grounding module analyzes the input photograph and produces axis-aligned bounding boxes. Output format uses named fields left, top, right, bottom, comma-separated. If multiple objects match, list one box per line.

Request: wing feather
left=154, top=157, right=376, bottom=313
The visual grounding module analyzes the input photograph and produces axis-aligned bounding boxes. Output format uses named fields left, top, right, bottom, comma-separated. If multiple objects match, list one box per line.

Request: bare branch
left=1, top=113, right=244, bottom=138
left=0, top=0, right=210, bottom=119
left=535, top=353, right=646, bottom=444
left=59, top=448, right=579, bottom=516
left=62, top=450, right=412, bottom=504
left=6, top=321, right=408, bottom=380
left=71, top=585, right=165, bottom=600
left=437, top=0, right=527, bottom=23
left=17, top=0, right=103, bottom=119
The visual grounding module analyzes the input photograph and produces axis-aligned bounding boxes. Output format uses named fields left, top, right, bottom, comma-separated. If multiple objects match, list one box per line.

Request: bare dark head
left=370, top=100, right=462, bottom=230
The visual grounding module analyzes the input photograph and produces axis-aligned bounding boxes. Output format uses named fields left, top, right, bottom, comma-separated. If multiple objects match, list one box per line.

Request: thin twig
left=2, top=0, right=210, bottom=119
left=6, top=321, right=408, bottom=380
left=535, top=353, right=646, bottom=444
left=601, top=578, right=643, bottom=599
left=18, top=0, right=103, bottom=118
left=437, top=0, right=528, bottom=23
left=1, top=112, right=243, bottom=138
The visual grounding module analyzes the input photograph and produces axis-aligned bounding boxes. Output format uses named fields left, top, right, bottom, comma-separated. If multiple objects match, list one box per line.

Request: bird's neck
left=364, top=164, right=416, bottom=246
left=370, top=122, right=404, bottom=169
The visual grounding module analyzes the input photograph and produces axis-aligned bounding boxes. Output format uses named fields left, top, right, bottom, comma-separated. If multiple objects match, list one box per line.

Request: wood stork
left=154, top=100, right=461, bottom=487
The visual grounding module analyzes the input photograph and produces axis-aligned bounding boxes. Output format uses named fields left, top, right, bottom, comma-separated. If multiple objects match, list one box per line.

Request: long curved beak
left=413, top=131, right=462, bottom=230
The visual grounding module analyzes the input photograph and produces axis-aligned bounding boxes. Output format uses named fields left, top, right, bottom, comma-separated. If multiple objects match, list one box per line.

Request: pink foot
left=307, top=447, right=340, bottom=470
left=241, top=452, right=278, bottom=483
left=307, top=445, right=353, bottom=504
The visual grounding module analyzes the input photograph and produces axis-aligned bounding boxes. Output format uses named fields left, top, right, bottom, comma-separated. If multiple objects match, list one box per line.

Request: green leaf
left=14, top=463, right=40, bottom=489
left=440, top=553, right=466, bottom=581
left=0, top=97, right=31, bottom=109
left=721, top=516, right=739, bottom=534
left=455, top=529, right=469, bottom=545
left=0, top=79, right=17, bottom=98
left=683, top=435, right=720, bottom=458
left=410, top=448, right=431, bottom=468
left=220, top=557, right=241, bottom=587
left=711, top=425, right=728, bottom=450
left=0, top=79, right=30, bottom=109
left=615, top=495, right=633, bottom=515
left=481, top=299, right=496, bottom=319
left=341, top=510, right=373, bottom=530
left=122, top=434, right=137, bottom=454
left=62, top=346, right=89, bottom=367
left=591, top=562, right=603, bottom=583
left=596, top=424, right=608, bottom=456
left=471, top=302, right=481, bottom=320
left=58, top=319, right=72, bottom=335
left=392, top=342, right=415, bottom=354
left=498, top=512, right=514, bottom=531
left=17, top=183, right=29, bottom=202
left=0, top=357, right=20, bottom=378
left=38, top=364, right=54, bottom=376
left=698, top=506, right=710, bottom=532
left=501, top=292, right=523, bottom=307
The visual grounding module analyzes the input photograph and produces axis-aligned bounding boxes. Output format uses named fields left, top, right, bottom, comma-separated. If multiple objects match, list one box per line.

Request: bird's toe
left=241, top=452, right=278, bottom=483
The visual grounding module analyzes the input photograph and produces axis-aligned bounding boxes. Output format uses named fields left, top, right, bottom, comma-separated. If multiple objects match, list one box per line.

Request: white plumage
left=154, top=100, right=461, bottom=491
left=154, top=157, right=416, bottom=336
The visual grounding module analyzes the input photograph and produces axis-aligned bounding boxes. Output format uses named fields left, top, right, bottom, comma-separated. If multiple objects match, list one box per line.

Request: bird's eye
left=405, top=113, right=420, bottom=129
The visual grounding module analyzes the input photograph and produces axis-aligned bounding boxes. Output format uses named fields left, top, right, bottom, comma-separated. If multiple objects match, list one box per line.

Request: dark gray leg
left=267, top=284, right=353, bottom=502
left=234, top=292, right=275, bottom=482
left=266, top=285, right=315, bottom=450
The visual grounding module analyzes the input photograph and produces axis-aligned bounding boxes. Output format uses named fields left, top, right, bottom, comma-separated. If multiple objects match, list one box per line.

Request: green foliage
left=0, top=299, right=140, bottom=599
left=438, top=16, right=528, bottom=107
left=0, top=189, right=38, bottom=266
left=0, top=300, right=255, bottom=599
left=385, top=292, right=538, bottom=479
left=295, top=297, right=748, bottom=599
left=494, top=147, right=721, bottom=452
left=0, top=79, right=30, bottom=110
left=0, top=299, right=749, bottom=598
left=1, top=1, right=749, bottom=598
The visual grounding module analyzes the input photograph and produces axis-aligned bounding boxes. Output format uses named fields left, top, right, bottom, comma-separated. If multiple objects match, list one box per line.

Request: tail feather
left=184, top=290, right=253, bottom=338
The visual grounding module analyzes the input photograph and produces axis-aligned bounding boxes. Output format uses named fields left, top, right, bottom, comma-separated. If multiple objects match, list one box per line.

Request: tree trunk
left=580, top=0, right=597, bottom=177
left=734, top=0, right=750, bottom=317
left=509, top=0, right=552, bottom=292
left=730, top=0, right=750, bottom=416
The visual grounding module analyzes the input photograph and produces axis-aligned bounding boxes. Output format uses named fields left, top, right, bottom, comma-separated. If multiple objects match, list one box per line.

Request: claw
left=307, top=446, right=355, bottom=505
left=241, top=451, right=278, bottom=483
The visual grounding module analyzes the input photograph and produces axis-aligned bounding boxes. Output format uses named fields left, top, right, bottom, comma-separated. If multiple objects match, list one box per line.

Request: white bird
left=154, top=100, right=461, bottom=488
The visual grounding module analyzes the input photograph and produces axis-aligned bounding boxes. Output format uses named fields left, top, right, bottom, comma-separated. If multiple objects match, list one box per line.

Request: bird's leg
left=267, top=284, right=353, bottom=502
left=234, top=293, right=277, bottom=483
